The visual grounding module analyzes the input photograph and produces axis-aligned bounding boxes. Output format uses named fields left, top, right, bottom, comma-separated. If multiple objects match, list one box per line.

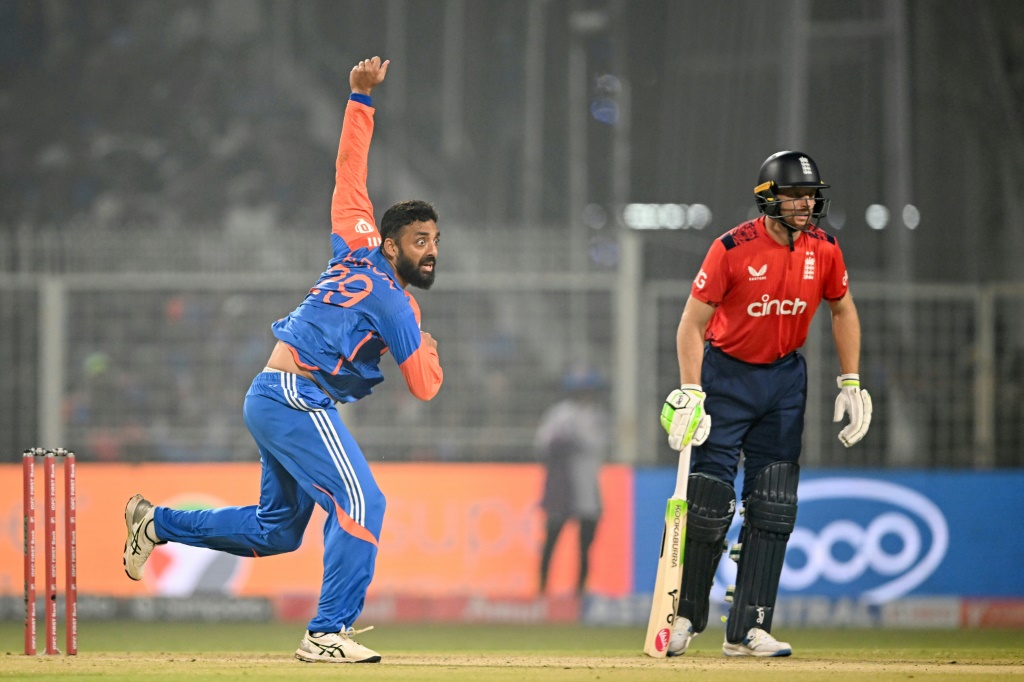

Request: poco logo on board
left=712, top=479, right=949, bottom=604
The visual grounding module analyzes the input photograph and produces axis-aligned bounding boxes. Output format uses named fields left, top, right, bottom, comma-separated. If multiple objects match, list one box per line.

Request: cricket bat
left=643, top=443, right=691, bottom=657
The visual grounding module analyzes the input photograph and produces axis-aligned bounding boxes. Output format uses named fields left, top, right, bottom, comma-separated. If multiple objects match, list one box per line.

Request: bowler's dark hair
left=380, top=200, right=439, bottom=242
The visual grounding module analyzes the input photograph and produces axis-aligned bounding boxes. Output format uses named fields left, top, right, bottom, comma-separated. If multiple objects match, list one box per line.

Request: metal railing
left=3, top=271, right=1022, bottom=468
left=645, top=282, right=1024, bottom=469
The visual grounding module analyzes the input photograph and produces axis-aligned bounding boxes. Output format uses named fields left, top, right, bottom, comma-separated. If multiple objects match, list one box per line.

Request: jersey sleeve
left=824, top=241, right=850, bottom=301
left=379, top=296, right=443, bottom=401
left=330, top=98, right=382, bottom=259
left=691, top=239, right=729, bottom=306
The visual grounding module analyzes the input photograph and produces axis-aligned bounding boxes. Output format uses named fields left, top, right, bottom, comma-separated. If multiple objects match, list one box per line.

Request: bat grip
left=672, top=443, right=692, bottom=500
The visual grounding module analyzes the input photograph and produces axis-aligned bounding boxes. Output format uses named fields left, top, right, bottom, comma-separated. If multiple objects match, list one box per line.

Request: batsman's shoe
left=722, top=627, right=792, bottom=657
left=123, top=494, right=160, bottom=581
left=666, top=617, right=696, bottom=657
left=295, top=628, right=381, bottom=663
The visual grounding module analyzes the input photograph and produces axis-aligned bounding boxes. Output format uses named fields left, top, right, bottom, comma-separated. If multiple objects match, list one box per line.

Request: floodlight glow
left=902, top=204, right=920, bottom=230
left=658, top=203, right=685, bottom=229
left=866, top=204, right=889, bottom=230
left=623, top=203, right=711, bottom=230
left=688, top=204, right=712, bottom=230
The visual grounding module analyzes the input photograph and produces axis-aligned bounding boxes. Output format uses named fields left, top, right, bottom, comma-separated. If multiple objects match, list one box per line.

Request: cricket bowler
left=121, top=56, right=443, bottom=663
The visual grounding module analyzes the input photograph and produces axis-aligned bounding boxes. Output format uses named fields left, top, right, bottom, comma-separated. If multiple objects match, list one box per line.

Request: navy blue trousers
left=691, top=344, right=807, bottom=500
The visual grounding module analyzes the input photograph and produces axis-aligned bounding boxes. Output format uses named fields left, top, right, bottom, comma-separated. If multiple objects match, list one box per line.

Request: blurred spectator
left=0, top=1, right=330, bottom=233
left=64, top=350, right=151, bottom=461
left=535, top=369, right=609, bottom=595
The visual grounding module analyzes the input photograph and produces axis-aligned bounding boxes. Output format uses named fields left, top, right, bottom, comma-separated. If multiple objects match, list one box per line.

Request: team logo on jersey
left=747, top=294, right=808, bottom=317
left=354, top=219, right=375, bottom=234
left=803, top=251, right=815, bottom=280
left=695, top=269, right=708, bottom=289
left=747, top=264, right=767, bottom=281
left=799, top=156, right=813, bottom=175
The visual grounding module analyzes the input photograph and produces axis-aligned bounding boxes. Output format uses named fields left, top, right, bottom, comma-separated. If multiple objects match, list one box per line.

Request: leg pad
left=677, top=474, right=735, bottom=632
left=725, top=462, right=798, bottom=643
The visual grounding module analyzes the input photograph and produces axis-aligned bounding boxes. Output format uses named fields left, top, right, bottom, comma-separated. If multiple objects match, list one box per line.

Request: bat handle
left=672, top=443, right=692, bottom=499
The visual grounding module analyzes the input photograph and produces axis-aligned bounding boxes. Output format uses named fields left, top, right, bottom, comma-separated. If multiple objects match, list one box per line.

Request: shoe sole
left=123, top=494, right=147, bottom=581
left=295, top=651, right=381, bottom=664
left=722, top=644, right=792, bottom=657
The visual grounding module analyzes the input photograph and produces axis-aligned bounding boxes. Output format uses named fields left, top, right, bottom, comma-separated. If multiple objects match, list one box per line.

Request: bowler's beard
left=395, top=246, right=436, bottom=290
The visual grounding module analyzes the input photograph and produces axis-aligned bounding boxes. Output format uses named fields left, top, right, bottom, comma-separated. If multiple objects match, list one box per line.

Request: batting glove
left=833, top=373, right=872, bottom=447
left=661, top=385, right=711, bottom=450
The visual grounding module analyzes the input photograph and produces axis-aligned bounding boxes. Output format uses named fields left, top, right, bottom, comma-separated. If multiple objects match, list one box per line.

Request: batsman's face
left=391, top=220, right=439, bottom=290
left=775, top=188, right=817, bottom=230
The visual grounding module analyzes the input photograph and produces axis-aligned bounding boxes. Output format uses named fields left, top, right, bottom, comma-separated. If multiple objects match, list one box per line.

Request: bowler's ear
left=382, top=237, right=399, bottom=259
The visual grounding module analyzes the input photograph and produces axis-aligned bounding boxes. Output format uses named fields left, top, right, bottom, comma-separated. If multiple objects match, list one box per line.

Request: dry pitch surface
left=2, top=623, right=1022, bottom=680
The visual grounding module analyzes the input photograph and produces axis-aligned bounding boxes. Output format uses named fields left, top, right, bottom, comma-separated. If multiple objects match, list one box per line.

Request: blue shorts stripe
left=265, top=371, right=366, bottom=525
left=285, top=372, right=316, bottom=411
left=308, top=409, right=365, bottom=525
left=319, top=413, right=366, bottom=525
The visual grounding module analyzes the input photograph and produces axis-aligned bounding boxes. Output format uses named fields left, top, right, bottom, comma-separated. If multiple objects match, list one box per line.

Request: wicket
left=22, top=447, right=77, bottom=656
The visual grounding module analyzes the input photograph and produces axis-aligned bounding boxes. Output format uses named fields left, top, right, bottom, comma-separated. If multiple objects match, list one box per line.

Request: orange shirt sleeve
left=396, top=292, right=441, bottom=400
left=331, top=99, right=382, bottom=251
left=399, top=342, right=443, bottom=401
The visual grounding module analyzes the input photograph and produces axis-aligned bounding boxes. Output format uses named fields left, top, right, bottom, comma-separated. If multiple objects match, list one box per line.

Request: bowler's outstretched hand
left=351, top=56, right=390, bottom=95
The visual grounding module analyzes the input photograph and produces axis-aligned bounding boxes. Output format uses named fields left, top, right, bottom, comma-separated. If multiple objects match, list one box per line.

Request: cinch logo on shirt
left=747, top=295, right=808, bottom=317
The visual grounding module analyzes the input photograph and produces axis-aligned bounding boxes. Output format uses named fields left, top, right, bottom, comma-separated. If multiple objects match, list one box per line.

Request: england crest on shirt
left=803, top=251, right=815, bottom=280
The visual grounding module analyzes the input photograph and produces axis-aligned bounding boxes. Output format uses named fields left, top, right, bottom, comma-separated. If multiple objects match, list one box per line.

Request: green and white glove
left=661, top=385, right=711, bottom=450
left=833, top=374, right=872, bottom=447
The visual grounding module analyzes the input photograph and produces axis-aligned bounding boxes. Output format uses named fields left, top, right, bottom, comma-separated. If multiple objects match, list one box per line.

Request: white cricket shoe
left=666, top=617, right=696, bottom=656
left=123, top=494, right=160, bottom=581
left=722, top=627, right=792, bottom=657
left=295, top=628, right=381, bottom=663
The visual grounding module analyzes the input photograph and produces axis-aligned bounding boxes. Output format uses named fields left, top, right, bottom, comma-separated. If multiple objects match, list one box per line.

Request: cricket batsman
left=660, top=151, right=872, bottom=656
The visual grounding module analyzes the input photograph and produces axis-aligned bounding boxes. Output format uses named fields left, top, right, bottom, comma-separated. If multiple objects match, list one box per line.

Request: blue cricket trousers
left=691, top=344, right=807, bottom=500
left=153, top=370, right=386, bottom=633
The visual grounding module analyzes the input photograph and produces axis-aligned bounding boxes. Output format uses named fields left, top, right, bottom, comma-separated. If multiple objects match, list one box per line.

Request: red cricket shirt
left=690, top=216, right=849, bottom=364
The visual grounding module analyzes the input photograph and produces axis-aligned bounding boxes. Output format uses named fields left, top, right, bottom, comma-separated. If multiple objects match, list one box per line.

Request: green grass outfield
left=1, top=622, right=1022, bottom=680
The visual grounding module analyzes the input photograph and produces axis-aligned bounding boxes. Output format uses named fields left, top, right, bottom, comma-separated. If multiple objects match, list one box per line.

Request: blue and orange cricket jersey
left=272, top=96, right=443, bottom=403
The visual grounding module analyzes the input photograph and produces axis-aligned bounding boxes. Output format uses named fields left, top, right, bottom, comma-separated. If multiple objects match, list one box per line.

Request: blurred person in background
left=536, top=369, right=609, bottom=596
left=659, top=151, right=871, bottom=657
left=121, top=57, right=444, bottom=664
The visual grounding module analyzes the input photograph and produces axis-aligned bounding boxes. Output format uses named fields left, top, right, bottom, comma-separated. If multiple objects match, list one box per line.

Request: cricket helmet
left=754, top=150, right=830, bottom=228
